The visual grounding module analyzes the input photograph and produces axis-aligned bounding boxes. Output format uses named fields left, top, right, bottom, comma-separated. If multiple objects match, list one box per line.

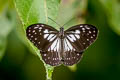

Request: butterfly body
left=26, top=23, right=98, bottom=66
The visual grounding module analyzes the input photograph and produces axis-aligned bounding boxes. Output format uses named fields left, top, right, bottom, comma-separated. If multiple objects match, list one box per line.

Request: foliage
left=0, top=0, right=16, bottom=60
left=0, top=0, right=120, bottom=80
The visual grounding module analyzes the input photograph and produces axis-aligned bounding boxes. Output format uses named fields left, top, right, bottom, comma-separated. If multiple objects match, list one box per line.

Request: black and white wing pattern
left=63, top=24, right=98, bottom=65
left=26, top=24, right=61, bottom=66
left=26, top=23, right=98, bottom=66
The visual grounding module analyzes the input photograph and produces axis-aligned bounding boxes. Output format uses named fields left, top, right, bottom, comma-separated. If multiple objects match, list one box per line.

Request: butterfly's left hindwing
left=26, top=24, right=61, bottom=66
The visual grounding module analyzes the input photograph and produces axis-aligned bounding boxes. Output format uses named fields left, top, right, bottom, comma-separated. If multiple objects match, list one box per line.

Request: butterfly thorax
left=58, top=27, right=66, bottom=61
left=59, top=27, right=64, bottom=39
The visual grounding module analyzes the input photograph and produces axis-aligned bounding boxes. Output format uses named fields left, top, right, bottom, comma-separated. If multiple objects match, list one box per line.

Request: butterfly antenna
left=48, top=17, right=61, bottom=27
left=62, top=17, right=75, bottom=27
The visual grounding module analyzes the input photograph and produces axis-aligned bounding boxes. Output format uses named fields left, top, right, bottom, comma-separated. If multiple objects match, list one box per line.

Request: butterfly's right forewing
left=65, top=24, right=98, bottom=51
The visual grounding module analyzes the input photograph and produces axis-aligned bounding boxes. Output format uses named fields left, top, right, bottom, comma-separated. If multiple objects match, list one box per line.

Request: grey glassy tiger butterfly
left=26, top=18, right=98, bottom=66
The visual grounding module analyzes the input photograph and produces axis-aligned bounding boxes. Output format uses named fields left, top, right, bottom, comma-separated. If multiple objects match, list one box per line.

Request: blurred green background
left=0, top=0, right=120, bottom=80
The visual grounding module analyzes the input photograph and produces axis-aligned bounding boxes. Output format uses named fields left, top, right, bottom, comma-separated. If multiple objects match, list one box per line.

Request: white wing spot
left=69, top=34, right=76, bottom=41
left=31, top=36, right=33, bottom=38
left=83, top=30, right=85, bottom=32
left=91, top=36, right=93, bottom=38
left=41, top=24, right=44, bottom=27
left=55, top=58, right=56, bottom=60
left=87, top=33, right=89, bottom=35
left=37, top=25, right=39, bottom=27
left=80, top=25, right=83, bottom=27
left=39, top=27, right=42, bottom=30
left=45, top=59, right=47, bottom=61
left=33, top=30, right=35, bottom=33
left=93, top=34, right=95, bottom=36
left=28, top=34, right=31, bottom=36
left=74, top=57, right=75, bottom=59
left=50, top=39, right=58, bottom=51
left=44, top=34, right=49, bottom=39
left=75, top=34, right=80, bottom=39
left=65, top=39, right=73, bottom=50
left=44, top=54, right=46, bottom=56
left=89, top=31, right=91, bottom=33
left=44, top=29, right=49, bottom=33
left=35, top=38, right=37, bottom=40
left=93, top=30, right=96, bottom=33
left=38, top=42, right=40, bottom=44
left=48, top=57, right=50, bottom=59
left=39, top=30, right=41, bottom=32
left=28, top=30, right=31, bottom=32
left=34, top=27, right=38, bottom=29
left=67, top=36, right=74, bottom=42
left=85, top=25, right=90, bottom=29
left=82, top=28, right=85, bottom=31
left=87, top=39, right=89, bottom=41
left=83, top=43, right=85, bottom=45
left=75, top=30, right=80, bottom=34
left=68, top=58, right=70, bottom=60
left=77, top=54, right=79, bottom=56
left=56, top=39, right=60, bottom=51
left=47, top=34, right=54, bottom=40
left=49, top=35, right=56, bottom=42
left=67, top=58, right=69, bottom=60
left=86, top=27, right=90, bottom=29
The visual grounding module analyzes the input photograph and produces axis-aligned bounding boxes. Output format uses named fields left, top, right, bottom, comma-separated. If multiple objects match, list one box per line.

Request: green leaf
left=100, top=0, right=120, bottom=35
left=0, top=0, right=8, bottom=12
left=57, top=0, right=87, bottom=71
left=57, top=0, right=87, bottom=29
left=14, top=0, right=61, bottom=80
left=68, top=64, right=77, bottom=72
left=0, top=36, right=7, bottom=60
left=14, top=0, right=88, bottom=79
left=0, top=2, right=16, bottom=61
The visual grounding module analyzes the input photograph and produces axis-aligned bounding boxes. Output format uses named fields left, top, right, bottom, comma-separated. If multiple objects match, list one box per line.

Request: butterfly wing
left=26, top=24, right=61, bottom=66
left=63, top=24, right=98, bottom=66
left=41, top=38, right=62, bottom=66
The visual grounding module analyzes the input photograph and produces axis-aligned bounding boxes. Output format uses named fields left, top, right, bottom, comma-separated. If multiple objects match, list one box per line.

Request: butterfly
left=26, top=23, right=98, bottom=66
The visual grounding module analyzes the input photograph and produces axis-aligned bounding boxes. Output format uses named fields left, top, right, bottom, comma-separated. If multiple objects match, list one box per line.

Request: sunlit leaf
left=100, top=0, right=120, bottom=35
left=14, top=0, right=61, bottom=80
left=0, top=5, right=16, bottom=60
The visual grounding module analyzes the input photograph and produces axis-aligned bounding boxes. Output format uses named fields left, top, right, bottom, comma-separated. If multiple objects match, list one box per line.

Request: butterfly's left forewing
left=26, top=24, right=61, bottom=66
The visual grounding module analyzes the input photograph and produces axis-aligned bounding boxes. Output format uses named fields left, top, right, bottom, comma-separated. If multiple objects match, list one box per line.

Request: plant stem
left=45, top=64, right=54, bottom=80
